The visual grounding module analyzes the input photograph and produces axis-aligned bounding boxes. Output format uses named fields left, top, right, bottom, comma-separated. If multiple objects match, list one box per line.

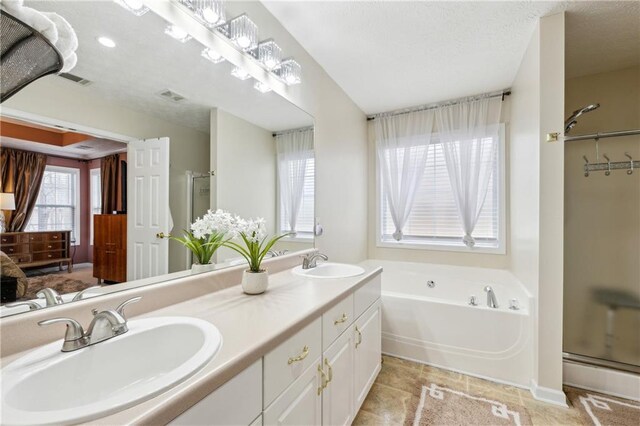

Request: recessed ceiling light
left=97, top=36, right=116, bottom=48
left=165, top=24, right=192, bottom=43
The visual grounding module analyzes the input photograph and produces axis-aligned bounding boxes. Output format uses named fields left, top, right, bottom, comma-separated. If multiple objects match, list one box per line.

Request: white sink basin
left=1, top=316, right=222, bottom=425
left=292, top=262, right=365, bottom=279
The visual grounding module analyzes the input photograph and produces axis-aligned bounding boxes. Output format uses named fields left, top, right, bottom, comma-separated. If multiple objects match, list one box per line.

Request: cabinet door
left=353, top=301, right=381, bottom=415
left=264, top=357, right=322, bottom=426
left=322, top=329, right=354, bottom=426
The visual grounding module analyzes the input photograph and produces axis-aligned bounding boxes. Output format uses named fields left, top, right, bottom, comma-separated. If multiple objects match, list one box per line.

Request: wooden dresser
left=93, top=214, right=126, bottom=283
left=0, top=230, right=72, bottom=272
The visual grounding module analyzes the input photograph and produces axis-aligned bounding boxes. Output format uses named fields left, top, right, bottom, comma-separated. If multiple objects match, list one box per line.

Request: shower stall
left=185, top=171, right=213, bottom=267
left=563, top=98, right=640, bottom=374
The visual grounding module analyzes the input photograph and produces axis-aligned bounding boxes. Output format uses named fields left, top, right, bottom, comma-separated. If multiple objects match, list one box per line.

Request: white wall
left=210, top=108, right=276, bottom=262
left=509, top=12, right=566, bottom=401
left=3, top=77, right=210, bottom=274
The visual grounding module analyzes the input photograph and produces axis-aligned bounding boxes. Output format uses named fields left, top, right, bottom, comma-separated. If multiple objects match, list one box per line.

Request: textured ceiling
left=22, top=1, right=312, bottom=133
left=263, top=1, right=640, bottom=115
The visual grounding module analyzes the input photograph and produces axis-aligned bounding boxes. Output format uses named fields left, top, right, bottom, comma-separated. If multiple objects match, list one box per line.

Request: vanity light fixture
left=257, top=39, right=282, bottom=70
left=97, top=36, right=116, bottom=48
left=231, top=66, right=251, bottom=81
left=253, top=81, right=272, bottom=93
left=277, top=58, right=302, bottom=85
left=114, top=0, right=149, bottom=16
left=226, top=14, right=257, bottom=51
left=194, top=0, right=225, bottom=27
left=165, top=24, right=192, bottom=43
left=201, top=47, right=224, bottom=64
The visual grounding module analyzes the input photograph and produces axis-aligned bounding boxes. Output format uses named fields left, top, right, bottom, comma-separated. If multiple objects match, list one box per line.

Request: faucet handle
left=115, top=297, right=142, bottom=319
left=72, top=286, right=101, bottom=302
left=6, top=301, right=42, bottom=311
left=38, top=318, right=85, bottom=341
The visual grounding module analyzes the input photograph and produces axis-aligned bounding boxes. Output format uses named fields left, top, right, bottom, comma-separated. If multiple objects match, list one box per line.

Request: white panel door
left=353, top=301, right=382, bottom=415
left=127, top=137, right=170, bottom=281
left=263, top=357, right=322, bottom=426
left=322, top=329, right=354, bottom=426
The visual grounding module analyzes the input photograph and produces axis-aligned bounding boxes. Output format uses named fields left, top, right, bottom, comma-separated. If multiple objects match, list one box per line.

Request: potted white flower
left=224, top=217, right=289, bottom=294
left=169, top=209, right=236, bottom=273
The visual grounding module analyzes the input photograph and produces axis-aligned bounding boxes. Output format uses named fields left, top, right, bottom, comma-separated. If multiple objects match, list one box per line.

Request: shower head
left=564, top=103, right=600, bottom=134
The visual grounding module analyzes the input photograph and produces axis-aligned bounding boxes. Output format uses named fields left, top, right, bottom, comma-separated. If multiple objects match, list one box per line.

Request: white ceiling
left=264, top=1, right=640, bottom=115
left=21, top=1, right=312, bottom=133
left=0, top=136, right=127, bottom=160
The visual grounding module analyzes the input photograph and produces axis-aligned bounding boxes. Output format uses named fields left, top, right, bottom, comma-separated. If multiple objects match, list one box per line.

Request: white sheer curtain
left=276, top=129, right=314, bottom=235
left=372, top=109, right=435, bottom=241
left=435, top=96, right=502, bottom=247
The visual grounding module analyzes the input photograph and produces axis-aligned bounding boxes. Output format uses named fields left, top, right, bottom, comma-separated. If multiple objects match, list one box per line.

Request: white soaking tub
left=360, top=259, right=533, bottom=387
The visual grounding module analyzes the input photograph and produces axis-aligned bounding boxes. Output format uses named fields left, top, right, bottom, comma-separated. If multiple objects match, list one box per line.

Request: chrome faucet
left=36, top=288, right=65, bottom=306
left=267, top=249, right=289, bottom=258
left=38, top=296, right=141, bottom=352
left=484, top=286, right=499, bottom=308
left=71, top=285, right=101, bottom=302
left=302, top=252, right=328, bottom=269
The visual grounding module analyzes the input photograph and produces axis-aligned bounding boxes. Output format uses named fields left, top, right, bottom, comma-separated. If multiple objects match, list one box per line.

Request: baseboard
left=564, top=360, right=640, bottom=402
left=530, top=380, right=568, bottom=407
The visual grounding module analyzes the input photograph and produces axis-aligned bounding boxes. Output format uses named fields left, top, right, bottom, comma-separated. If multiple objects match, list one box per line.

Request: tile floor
left=354, top=355, right=595, bottom=425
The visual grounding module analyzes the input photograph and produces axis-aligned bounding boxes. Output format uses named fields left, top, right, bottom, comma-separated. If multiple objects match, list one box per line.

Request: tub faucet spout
left=484, top=286, right=499, bottom=308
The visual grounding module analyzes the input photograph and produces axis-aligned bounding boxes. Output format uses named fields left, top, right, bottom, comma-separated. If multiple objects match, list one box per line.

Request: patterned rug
left=22, top=275, right=96, bottom=300
left=566, top=387, right=640, bottom=426
left=411, top=382, right=532, bottom=426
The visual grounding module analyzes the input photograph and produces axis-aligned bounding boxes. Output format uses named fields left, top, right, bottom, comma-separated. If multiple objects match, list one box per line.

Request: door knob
left=156, top=232, right=166, bottom=239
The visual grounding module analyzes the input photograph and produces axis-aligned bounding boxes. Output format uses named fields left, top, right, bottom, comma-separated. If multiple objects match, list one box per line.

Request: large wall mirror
left=0, top=1, right=314, bottom=318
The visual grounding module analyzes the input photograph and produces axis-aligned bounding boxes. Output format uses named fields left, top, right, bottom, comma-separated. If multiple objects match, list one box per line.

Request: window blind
left=280, top=158, right=315, bottom=235
left=381, top=135, right=500, bottom=246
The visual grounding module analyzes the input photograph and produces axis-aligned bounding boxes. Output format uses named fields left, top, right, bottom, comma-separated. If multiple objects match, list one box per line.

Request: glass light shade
left=258, top=40, right=282, bottom=70
left=201, top=47, right=224, bottom=64
left=195, top=0, right=225, bottom=27
left=165, top=24, right=192, bottom=43
left=279, top=58, right=302, bottom=85
left=0, top=193, right=16, bottom=210
left=253, top=81, right=272, bottom=93
left=231, top=67, right=251, bottom=80
left=230, top=14, right=257, bottom=50
left=115, top=0, right=149, bottom=16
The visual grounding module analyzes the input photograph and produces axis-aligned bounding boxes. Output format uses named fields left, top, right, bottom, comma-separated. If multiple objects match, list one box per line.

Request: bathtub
left=360, top=259, right=533, bottom=387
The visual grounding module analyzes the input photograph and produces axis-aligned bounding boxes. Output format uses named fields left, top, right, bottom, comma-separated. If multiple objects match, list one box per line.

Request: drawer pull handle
left=355, top=325, right=363, bottom=349
left=47, top=255, right=52, bottom=258
left=48, top=245, right=52, bottom=248
left=288, top=345, right=309, bottom=365
left=317, top=364, right=327, bottom=395
left=53, top=236, right=58, bottom=239
left=324, top=358, right=333, bottom=385
left=334, top=313, right=348, bottom=325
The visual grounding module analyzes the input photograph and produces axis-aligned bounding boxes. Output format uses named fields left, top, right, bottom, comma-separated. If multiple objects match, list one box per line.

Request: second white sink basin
left=1, top=316, right=222, bottom=425
left=292, top=262, right=365, bottom=279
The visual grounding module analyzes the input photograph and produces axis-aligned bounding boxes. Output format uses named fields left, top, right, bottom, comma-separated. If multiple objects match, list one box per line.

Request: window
left=279, top=158, right=315, bottom=238
left=90, top=168, right=102, bottom=244
left=379, top=126, right=504, bottom=251
left=26, top=165, right=81, bottom=244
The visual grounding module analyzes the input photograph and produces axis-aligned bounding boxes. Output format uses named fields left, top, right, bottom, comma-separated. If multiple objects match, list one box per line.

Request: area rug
left=411, top=382, right=532, bottom=426
left=565, top=387, right=640, bottom=426
left=22, top=275, right=96, bottom=300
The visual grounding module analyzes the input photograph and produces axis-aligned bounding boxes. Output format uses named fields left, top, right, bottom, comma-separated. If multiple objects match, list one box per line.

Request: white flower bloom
left=234, top=216, right=267, bottom=243
left=190, top=209, right=236, bottom=239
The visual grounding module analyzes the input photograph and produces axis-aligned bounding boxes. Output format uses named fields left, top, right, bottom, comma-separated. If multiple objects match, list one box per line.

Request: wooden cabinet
left=93, top=215, right=126, bottom=283
left=0, top=231, right=72, bottom=271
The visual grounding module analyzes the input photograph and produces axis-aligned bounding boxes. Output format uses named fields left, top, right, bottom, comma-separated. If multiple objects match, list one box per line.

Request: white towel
left=2, top=1, right=59, bottom=44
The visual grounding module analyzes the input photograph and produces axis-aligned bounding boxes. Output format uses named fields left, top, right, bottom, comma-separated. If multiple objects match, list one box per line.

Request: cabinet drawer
left=264, top=317, right=322, bottom=408
left=0, top=234, right=28, bottom=244
left=322, top=294, right=354, bottom=350
left=2, top=243, right=29, bottom=255
left=354, top=274, right=381, bottom=318
left=9, top=254, right=31, bottom=264
left=31, top=242, right=64, bottom=252
left=170, top=360, right=262, bottom=426
left=29, top=233, right=65, bottom=242
left=32, top=251, right=65, bottom=261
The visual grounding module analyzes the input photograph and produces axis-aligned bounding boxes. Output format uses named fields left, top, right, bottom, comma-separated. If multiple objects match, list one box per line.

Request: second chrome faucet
left=38, top=296, right=141, bottom=352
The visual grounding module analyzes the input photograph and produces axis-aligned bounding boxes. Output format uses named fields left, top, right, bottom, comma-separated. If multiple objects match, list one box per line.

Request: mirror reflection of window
left=89, top=168, right=101, bottom=245
left=25, top=166, right=80, bottom=244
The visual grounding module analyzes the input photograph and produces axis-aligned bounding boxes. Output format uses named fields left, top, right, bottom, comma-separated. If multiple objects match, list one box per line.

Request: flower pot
left=242, top=269, right=268, bottom=295
left=191, top=263, right=215, bottom=274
